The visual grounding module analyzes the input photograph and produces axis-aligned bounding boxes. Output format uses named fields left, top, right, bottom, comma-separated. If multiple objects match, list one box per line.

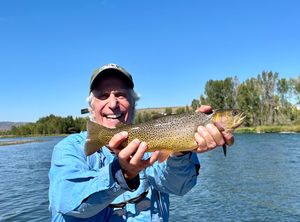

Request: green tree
left=74, top=117, right=87, bottom=132
left=223, top=77, right=235, bottom=108
left=276, top=78, right=293, bottom=123
left=294, top=76, right=300, bottom=104
left=257, top=71, right=278, bottom=124
left=237, top=78, right=261, bottom=126
left=165, top=107, right=173, bottom=115
left=277, top=78, right=289, bottom=105
left=175, top=107, right=185, bottom=114
left=134, top=112, right=143, bottom=124
left=199, top=95, right=207, bottom=105
left=185, top=105, right=190, bottom=113
left=191, top=99, right=200, bottom=111
left=201, top=78, right=235, bottom=109
left=203, top=80, right=225, bottom=109
left=142, top=112, right=151, bottom=122
left=8, top=114, right=87, bottom=136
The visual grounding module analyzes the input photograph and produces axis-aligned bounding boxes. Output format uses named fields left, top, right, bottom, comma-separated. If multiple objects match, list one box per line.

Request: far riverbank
left=0, top=134, right=67, bottom=146
left=1, top=124, right=299, bottom=145
left=236, top=124, right=300, bottom=133
left=0, top=134, right=68, bottom=139
left=0, top=139, right=44, bottom=146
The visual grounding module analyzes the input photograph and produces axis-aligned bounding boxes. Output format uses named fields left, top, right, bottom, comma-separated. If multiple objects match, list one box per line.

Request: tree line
left=197, top=71, right=300, bottom=126
left=0, top=115, right=86, bottom=136
left=136, top=71, right=300, bottom=126
left=1, top=71, right=299, bottom=136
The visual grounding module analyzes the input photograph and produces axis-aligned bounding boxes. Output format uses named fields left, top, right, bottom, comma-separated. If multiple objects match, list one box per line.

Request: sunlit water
left=0, top=134, right=299, bottom=221
left=170, top=133, right=300, bottom=222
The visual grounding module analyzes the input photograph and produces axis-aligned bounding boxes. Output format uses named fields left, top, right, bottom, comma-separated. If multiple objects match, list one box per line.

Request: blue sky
left=0, top=0, right=299, bottom=122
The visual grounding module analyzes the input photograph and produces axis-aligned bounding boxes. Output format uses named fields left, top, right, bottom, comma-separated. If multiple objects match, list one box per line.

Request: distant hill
left=137, top=106, right=188, bottom=114
left=0, top=122, right=29, bottom=131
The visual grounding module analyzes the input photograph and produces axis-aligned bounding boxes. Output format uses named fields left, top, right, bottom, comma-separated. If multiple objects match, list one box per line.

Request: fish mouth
left=233, top=112, right=246, bottom=128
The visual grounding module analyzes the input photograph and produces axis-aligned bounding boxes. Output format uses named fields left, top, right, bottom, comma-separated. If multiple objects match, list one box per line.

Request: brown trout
left=85, top=109, right=246, bottom=160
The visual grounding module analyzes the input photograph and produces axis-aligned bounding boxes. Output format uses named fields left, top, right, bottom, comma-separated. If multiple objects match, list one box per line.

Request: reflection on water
left=0, top=134, right=299, bottom=221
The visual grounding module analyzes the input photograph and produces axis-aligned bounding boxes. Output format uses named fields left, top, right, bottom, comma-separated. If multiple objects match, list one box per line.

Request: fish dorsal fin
left=85, top=120, right=106, bottom=156
left=158, top=150, right=173, bottom=163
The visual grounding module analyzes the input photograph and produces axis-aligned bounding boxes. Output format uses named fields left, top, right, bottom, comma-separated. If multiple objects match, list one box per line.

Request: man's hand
left=107, top=132, right=159, bottom=180
left=194, top=105, right=234, bottom=153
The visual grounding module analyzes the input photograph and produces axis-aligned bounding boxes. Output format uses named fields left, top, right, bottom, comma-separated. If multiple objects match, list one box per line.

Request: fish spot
left=154, top=122, right=172, bottom=127
left=131, top=127, right=140, bottom=130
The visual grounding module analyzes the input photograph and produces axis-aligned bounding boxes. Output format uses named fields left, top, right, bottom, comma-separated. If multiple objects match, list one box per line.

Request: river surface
left=0, top=134, right=299, bottom=221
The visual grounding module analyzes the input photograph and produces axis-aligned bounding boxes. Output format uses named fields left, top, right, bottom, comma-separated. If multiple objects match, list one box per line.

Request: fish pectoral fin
left=158, top=150, right=173, bottom=163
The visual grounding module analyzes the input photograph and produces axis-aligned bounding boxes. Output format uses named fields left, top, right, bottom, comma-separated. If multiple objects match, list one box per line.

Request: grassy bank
left=236, top=124, right=300, bottom=133
left=0, top=134, right=67, bottom=146
left=0, top=134, right=68, bottom=138
left=0, top=139, right=45, bottom=146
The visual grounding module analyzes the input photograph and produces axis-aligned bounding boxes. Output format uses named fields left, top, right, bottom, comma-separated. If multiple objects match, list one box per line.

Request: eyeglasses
left=108, top=190, right=149, bottom=208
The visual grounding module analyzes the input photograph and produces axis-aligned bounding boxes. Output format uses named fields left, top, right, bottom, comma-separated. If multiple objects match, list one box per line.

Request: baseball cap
left=90, top=63, right=134, bottom=92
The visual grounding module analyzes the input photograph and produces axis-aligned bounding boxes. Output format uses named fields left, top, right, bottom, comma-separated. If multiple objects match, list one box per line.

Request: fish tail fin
left=85, top=120, right=106, bottom=156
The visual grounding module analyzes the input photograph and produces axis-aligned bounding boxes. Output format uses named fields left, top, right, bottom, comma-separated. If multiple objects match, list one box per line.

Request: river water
left=0, top=134, right=299, bottom=221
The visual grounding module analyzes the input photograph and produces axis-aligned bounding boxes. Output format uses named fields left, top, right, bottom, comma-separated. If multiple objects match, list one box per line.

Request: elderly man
left=49, top=63, right=233, bottom=221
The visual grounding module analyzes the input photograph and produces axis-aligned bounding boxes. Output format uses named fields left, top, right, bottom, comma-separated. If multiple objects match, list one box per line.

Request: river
left=0, top=133, right=299, bottom=221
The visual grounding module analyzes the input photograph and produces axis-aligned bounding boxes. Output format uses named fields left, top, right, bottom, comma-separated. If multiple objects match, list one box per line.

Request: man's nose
left=108, top=94, right=118, bottom=108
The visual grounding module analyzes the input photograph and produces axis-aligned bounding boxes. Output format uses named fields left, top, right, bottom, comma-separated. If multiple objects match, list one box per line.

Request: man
left=49, top=63, right=234, bottom=221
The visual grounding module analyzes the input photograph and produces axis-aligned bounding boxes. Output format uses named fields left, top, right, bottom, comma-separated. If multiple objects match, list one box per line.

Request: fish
left=85, top=109, right=246, bottom=161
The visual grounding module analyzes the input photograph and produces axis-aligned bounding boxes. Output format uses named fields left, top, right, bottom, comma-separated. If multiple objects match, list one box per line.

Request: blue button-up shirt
left=49, top=132, right=199, bottom=221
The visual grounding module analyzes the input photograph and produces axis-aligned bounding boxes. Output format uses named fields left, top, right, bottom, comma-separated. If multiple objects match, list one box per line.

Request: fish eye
left=232, top=110, right=239, bottom=116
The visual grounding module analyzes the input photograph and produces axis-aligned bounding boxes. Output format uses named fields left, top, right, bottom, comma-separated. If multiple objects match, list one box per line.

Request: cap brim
left=90, top=64, right=134, bottom=92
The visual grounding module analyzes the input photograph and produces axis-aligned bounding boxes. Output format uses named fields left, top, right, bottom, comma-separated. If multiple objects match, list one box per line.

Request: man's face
left=91, top=76, right=134, bottom=128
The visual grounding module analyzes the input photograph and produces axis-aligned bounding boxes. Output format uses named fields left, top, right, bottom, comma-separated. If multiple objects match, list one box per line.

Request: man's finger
left=222, top=131, right=234, bottom=146
left=194, top=132, right=209, bottom=153
left=197, top=105, right=212, bottom=114
left=118, top=139, right=140, bottom=159
left=212, top=122, right=234, bottom=146
left=108, top=131, right=128, bottom=152
left=197, top=126, right=216, bottom=149
left=206, top=124, right=225, bottom=146
left=130, top=142, right=148, bottom=164
left=149, top=151, right=160, bottom=165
